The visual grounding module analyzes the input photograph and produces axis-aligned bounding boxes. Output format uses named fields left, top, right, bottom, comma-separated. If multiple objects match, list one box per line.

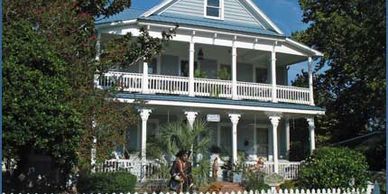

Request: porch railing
left=95, top=159, right=160, bottom=180
left=243, top=161, right=301, bottom=180
left=97, top=159, right=301, bottom=180
left=96, top=72, right=312, bottom=105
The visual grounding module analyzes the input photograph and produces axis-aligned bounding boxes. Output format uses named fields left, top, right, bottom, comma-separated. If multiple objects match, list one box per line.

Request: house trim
left=113, top=94, right=325, bottom=115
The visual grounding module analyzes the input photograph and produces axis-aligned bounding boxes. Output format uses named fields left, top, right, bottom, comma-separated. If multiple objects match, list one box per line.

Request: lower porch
left=94, top=103, right=318, bottom=181
left=95, top=158, right=301, bottom=180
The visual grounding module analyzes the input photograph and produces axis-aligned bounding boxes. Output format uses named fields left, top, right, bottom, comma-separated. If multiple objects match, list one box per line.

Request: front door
left=256, top=127, right=268, bottom=157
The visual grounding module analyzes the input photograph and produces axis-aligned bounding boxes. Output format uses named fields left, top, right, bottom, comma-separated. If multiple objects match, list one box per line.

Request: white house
left=94, top=0, right=324, bottom=180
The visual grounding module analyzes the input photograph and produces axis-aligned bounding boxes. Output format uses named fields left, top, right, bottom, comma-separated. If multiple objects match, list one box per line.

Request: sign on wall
left=207, top=114, right=220, bottom=122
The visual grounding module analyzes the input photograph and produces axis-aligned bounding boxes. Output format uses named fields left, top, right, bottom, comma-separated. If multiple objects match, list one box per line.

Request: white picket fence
left=2, top=188, right=373, bottom=194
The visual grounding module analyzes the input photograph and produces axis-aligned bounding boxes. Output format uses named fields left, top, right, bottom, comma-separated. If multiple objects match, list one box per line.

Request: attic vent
left=205, top=0, right=224, bottom=19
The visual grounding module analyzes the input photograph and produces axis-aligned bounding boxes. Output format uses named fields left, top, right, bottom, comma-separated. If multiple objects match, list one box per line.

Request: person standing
left=212, top=157, right=219, bottom=181
left=169, top=150, right=188, bottom=192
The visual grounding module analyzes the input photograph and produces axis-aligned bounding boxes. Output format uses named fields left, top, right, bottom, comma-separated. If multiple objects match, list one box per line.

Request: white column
left=185, top=111, right=198, bottom=129
left=231, top=40, right=238, bottom=100
left=308, top=57, right=315, bottom=105
left=253, top=116, right=257, bottom=155
left=307, top=117, right=316, bottom=154
left=285, top=117, right=290, bottom=159
left=271, top=44, right=278, bottom=102
left=142, top=59, right=149, bottom=94
left=189, top=36, right=195, bottom=96
left=229, top=113, right=241, bottom=163
left=95, top=32, right=101, bottom=61
left=269, top=115, right=281, bottom=173
left=139, top=109, right=152, bottom=161
left=91, top=120, right=97, bottom=173
left=268, top=127, right=273, bottom=161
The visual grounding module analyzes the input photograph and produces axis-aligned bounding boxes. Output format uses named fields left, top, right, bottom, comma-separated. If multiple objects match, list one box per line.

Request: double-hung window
left=205, top=0, right=223, bottom=19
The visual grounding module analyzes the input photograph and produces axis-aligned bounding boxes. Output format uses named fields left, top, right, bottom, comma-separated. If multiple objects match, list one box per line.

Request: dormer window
left=205, top=0, right=224, bottom=19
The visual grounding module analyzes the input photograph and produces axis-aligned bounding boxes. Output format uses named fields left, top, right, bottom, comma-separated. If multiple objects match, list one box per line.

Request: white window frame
left=204, top=0, right=224, bottom=20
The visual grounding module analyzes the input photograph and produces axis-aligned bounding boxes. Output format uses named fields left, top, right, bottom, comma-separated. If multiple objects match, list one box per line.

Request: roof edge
left=141, top=0, right=174, bottom=17
left=285, top=38, right=324, bottom=57
left=244, top=0, right=284, bottom=35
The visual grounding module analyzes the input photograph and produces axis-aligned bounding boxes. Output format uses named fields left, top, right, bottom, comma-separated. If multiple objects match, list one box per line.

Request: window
left=205, top=0, right=223, bottom=19
left=255, top=67, right=268, bottom=83
left=180, top=60, right=198, bottom=76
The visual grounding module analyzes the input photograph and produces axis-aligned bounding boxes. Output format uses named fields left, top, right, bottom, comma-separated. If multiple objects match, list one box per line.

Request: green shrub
left=242, top=171, right=270, bottom=191
left=78, top=171, right=137, bottom=193
left=192, top=159, right=211, bottom=188
left=280, top=180, right=297, bottom=189
left=298, top=147, right=369, bottom=189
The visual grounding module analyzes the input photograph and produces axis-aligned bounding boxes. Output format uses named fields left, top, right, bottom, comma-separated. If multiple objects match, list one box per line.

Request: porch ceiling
left=163, top=41, right=307, bottom=67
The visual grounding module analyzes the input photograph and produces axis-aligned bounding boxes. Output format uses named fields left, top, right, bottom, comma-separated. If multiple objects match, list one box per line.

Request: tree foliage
left=292, top=0, right=386, bottom=142
left=3, top=0, right=176, bottom=189
left=298, top=147, right=369, bottom=189
left=3, top=20, right=82, bottom=173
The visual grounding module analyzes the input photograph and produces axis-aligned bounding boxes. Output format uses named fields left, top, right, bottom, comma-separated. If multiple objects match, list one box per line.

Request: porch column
left=139, top=109, right=152, bottom=161
left=95, top=32, right=101, bottom=61
left=185, top=111, right=198, bottom=129
left=306, top=117, right=316, bottom=154
left=231, top=39, right=238, bottom=100
left=91, top=120, right=97, bottom=173
left=189, top=35, right=195, bottom=96
left=271, top=44, right=278, bottom=102
left=308, top=57, right=315, bottom=105
left=285, top=117, right=290, bottom=159
left=142, top=59, right=149, bottom=94
left=229, top=113, right=241, bottom=163
left=269, top=115, right=281, bottom=173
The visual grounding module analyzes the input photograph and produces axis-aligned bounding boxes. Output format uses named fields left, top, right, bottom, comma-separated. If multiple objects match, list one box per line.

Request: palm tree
left=159, top=120, right=211, bottom=162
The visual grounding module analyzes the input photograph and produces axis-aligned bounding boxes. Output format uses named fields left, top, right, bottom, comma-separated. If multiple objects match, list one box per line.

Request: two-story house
left=94, top=0, right=324, bottom=180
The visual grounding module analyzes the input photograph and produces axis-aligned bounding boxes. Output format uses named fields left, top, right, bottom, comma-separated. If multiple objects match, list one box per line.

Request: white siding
left=224, top=0, right=261, bottom=26
left=163, top=0, right=204, bottom=17
left=161, top=0, right=262, bottom=27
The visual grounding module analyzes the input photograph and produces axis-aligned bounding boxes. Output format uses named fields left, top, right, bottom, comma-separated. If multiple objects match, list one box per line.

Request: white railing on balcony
left=237, top=81, right=272, bottom=101
left=97, top=72, right=142, bottom=92
left=95, top=72, right=312, bottom=105
left=277, top=85, right=310, bottom=105
left=194, top=78, right=232, bottom=98
left=243, top=161, right=301, bottom=180
left=149, top=74, right=189, bottom=95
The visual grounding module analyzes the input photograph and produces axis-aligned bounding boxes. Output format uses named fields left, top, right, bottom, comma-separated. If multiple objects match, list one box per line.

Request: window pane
left=206, top=7, right=219, bottom=17
left=207, top=0, right=219, bottom=7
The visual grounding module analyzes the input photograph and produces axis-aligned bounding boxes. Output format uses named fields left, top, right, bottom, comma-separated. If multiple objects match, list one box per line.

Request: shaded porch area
left=94, top=101, right=318, bottom=181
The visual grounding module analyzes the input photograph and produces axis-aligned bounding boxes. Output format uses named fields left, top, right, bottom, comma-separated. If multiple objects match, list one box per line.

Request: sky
left=129, top=0, right=310, bottom=83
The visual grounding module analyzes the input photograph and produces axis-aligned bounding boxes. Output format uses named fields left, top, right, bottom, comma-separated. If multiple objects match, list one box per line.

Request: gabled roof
left=142, top=0, right=284, bottom=35
left=96, top=0, right=285, bottom=37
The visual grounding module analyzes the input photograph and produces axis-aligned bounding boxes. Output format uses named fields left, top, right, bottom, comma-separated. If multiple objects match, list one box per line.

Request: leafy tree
left=298, top=147, right=369, bottom=189
left=3, top=0, right=176, bottom=190
left=292, top=0, right=385, bottom=144
left=3, top=19, right=82, bottom=179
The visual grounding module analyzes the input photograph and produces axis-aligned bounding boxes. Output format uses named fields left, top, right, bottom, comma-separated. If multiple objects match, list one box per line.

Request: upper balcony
left=95, top=39, right=315, bottom=106
left=95, top=72, right=311, bottom=105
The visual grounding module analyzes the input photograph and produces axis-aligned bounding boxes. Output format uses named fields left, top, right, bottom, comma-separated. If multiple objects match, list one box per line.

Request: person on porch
left=169, top=150, right=189, bottom=192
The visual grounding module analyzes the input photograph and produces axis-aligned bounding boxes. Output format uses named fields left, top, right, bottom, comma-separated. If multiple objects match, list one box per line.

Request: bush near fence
left=77, top=171, right=137, bottom=193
